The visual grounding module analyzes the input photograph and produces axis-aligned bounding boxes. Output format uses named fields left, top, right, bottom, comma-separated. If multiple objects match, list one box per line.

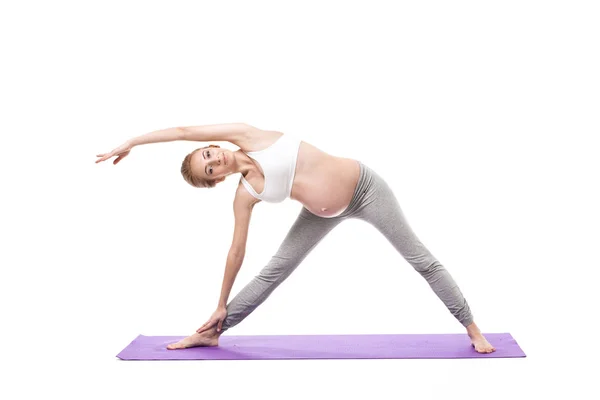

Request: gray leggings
left=220, top=161, right=473, bottom=331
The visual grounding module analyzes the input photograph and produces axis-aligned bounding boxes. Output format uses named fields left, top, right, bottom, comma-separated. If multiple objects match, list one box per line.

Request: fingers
left=197, top=325, right=211, bottom=334
left=96, top=144, right=132, bottom=164
left=96, top=152, right=125, bottom=164
left=196, top=322, right=208, bottom=332
left=95, top=153, right=114, bottom=163
left=114, top=151, right=130, bottom=164
left=217, top=320, right=223, bottom=332
left=196, top=320, right=212, bottom=333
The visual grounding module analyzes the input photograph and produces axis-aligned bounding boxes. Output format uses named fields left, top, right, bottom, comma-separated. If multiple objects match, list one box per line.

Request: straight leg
left=220, top=206, right=343, bottom=331
left=354, top=168, right=474, bottom=327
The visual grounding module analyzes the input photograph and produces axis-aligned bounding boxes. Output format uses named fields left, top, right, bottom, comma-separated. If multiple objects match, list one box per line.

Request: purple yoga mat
left=116, top=333, right=526, bottom=360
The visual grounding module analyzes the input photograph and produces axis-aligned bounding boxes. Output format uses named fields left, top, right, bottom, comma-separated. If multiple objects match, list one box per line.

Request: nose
left=210, top=154, right=222, bottom=166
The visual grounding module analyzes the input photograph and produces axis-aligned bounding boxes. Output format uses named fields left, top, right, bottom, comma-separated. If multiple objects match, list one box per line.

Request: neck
left=233, top=150, right=256, bottom=176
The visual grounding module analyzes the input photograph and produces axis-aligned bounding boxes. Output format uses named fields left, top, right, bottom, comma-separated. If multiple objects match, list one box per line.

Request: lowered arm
left=217, top=184, right=260, bottom=308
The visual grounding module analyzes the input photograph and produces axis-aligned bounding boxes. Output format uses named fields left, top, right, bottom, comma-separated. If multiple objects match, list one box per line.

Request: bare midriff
left=242, top=130, right=361, bottom=218
left=290, top=141, right=360, bottom=218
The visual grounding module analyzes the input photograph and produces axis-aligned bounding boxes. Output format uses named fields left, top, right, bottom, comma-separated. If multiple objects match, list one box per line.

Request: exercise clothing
left=240, top=133, right=302, bottom=203
left=221, top=161, right=474, bottom=331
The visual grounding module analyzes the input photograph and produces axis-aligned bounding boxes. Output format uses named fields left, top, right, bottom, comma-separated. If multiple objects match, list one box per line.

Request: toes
left=473, top=345, right=494, bottom=354
left=471, top=341, right=497, bottom=354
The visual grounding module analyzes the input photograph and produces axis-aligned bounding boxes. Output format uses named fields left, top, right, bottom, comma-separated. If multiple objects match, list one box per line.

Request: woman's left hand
left=196, top=306, right=228, bottom=334
left=96, top=140, right=134, bottom=165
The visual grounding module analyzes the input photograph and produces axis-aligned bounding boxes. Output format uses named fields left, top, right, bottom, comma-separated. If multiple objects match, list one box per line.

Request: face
left=193, top=146, right=232, bottom=182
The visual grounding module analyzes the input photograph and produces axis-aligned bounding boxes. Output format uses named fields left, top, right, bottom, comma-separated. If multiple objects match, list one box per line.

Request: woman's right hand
left=95, top=140, right=134, bottom=165
left=196, top=306, right=228, bottom=333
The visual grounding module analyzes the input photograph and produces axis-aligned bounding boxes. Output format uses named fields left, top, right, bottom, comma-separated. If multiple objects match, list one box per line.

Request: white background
left=1, top=0, right=598, bottom=399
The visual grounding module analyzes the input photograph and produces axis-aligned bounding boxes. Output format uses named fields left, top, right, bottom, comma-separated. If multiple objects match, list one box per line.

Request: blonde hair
left=181, top=145, right=220, bottom=188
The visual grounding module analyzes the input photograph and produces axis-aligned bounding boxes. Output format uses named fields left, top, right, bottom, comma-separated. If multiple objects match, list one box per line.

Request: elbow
left=176, top=126, right=189, bottom=140
left=228, top=249, right=245, bottom=261
left=240, top=123, right=258, bottom=133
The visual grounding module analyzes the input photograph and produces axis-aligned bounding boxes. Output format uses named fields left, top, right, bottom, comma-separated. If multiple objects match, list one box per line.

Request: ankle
left=207, top=326, right=224, bottom=337
left=466, top=322, right=482, bottom=337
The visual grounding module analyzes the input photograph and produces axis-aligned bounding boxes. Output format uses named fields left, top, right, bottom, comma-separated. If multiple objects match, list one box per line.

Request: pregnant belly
left=292, top=158, right=360, bottom=218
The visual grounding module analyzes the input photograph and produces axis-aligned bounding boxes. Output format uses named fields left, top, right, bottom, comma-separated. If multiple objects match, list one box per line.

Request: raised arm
left=130, top=123, right=252, bottom=146
left=181, top=123, right=253, bottom=145
left=96, top=123, right=254, bottom=164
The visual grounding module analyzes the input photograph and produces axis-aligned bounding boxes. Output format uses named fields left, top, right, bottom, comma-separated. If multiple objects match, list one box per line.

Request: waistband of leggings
left=337, top=161, right=371, bottom=218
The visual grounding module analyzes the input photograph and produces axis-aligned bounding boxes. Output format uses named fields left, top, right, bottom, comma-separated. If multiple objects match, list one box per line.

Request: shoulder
left=237, top=125, right=286, bottom=152
left=234, top=178, right=261, bottom=208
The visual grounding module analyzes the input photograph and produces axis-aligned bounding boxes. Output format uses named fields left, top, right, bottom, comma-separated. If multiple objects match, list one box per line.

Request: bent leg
left=355, top=169, right=474, bottom=327
left=220, top=207, right=343, bottom=331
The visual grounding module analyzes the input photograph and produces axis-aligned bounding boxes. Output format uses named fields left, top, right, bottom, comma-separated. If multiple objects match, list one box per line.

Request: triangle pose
left=96, top=123, right=496, bottom=354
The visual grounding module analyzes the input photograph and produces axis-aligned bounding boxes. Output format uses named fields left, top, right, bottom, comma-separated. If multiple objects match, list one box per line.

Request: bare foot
left=466, top=322, right=496, bottom=354
left=166, top=325, right=221, bottom=350
left=470, top=333, right=496, bottom=353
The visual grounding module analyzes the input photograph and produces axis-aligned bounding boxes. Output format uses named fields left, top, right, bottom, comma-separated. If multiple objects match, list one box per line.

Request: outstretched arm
left=96, top=123, right=253, bottom=164
left=131, top=123, right=251, bottom=146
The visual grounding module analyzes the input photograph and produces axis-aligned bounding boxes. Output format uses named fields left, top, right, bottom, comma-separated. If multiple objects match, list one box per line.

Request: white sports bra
left=239, top=133, right=302, bottom=203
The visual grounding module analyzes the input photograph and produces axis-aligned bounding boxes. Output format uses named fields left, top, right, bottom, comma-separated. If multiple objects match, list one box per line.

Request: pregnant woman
left=96, top=123, right=496, bottom=353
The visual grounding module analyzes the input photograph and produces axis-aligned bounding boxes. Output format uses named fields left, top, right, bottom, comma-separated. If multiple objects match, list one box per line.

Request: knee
left=414, top=259, right=444, bottom=275
left=256, top=270, right=279, bottom=284
left=256, top=256, right=297, bottom=284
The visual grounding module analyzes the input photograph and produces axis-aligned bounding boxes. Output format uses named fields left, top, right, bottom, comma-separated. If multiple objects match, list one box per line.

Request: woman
left=96, top=123, right=496, bottom=353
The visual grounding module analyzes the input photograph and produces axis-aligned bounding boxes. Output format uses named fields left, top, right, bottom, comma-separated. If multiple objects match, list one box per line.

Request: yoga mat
left=116, top=333, right=526, bottom=360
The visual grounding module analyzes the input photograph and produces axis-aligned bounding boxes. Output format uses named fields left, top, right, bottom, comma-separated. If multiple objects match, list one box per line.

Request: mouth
left=223, top=153, right=227, bottom=166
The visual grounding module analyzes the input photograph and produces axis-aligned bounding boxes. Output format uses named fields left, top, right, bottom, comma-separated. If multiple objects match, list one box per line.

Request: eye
left=207, top=150, right=211, bottom=158
left=209, top=167, right=213, bottom=174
